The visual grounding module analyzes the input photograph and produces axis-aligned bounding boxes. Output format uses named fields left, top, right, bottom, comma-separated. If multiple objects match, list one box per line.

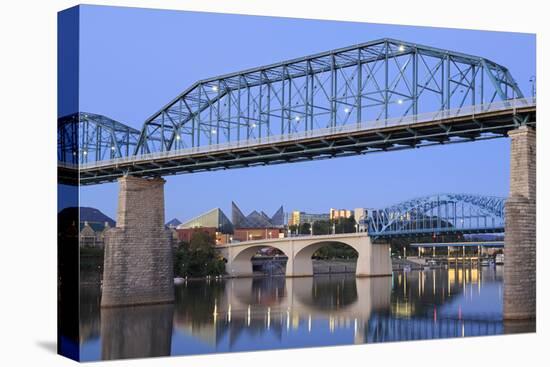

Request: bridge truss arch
left=57, top=38, right=535, bottom=185
left=366, top=193, right=506, bottom=238
left=58, top=112, right=140, bottom=164
left=135, top=38, right=524, bottom=155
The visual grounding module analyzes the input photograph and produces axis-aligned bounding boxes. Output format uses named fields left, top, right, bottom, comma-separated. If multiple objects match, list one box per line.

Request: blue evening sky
left=75, top=5, right=535, bottom=222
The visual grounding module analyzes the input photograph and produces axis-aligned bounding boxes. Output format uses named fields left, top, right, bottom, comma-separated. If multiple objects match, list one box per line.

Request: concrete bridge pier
left=287, top=243, right=316, bottom=277
left=101, top=175, right=174, bottom=307
left=356, top=242, right=392, bottom=277
left=504, top=126, right=536, bottom=320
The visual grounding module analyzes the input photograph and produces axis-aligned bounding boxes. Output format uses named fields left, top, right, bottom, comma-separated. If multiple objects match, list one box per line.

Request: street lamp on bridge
left=529, top=76, right=536, bottom=97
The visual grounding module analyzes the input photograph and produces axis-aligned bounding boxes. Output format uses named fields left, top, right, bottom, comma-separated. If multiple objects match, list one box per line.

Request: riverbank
left=80, top=255, right=496, bottom=285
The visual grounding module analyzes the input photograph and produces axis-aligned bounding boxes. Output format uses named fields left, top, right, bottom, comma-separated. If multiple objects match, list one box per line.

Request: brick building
left=176, top=227, right=217, bottom=243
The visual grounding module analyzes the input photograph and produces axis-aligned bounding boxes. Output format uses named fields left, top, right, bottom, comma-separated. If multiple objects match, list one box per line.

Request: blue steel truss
left=134, top=38, right=523, bottom=156
left=366, top=193, right=506, bottom=238
left=58, top=112, right=140, bottom=164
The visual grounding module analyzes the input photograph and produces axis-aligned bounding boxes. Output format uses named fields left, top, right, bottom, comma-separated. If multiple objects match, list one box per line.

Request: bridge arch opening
left=293, top=241, right=359, bottom=277
left=229, top=245, right=289, bottom=277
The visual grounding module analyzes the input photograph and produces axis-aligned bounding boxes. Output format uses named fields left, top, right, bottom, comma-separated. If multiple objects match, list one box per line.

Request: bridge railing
left=218, top=231, right=369, bottom=247
left=79, top=97, right=535, bottom=169
left=370, top=225, right=505, bottom=238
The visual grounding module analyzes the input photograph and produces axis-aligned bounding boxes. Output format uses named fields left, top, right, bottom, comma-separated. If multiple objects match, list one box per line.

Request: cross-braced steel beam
left=134, top=38, right=524, bottom=156
left=366, top=193, right=506, bottom=238
left=58, top=112, right=140, bottom=164
left=57, top=38, right=535, bottom=185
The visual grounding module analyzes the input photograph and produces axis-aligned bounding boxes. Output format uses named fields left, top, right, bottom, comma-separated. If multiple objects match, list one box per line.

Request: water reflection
left=101, top=304, right=174, bottom=360
left=80, top=266, right=532, bottom=361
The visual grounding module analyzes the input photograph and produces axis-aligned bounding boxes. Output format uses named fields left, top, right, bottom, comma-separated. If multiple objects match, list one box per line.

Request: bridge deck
left=216, top=232, right=371, bottom=250
left=63, top=101, right=535, bottom=185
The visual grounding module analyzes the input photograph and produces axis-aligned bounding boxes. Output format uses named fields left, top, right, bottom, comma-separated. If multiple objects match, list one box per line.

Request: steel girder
left=366, top=193, right=506, bottom=237
left=76, top=103, right=535, bottom=185
left=134, top=38, right=524, bottom=156
left=58, top=112, right=141, bottom=164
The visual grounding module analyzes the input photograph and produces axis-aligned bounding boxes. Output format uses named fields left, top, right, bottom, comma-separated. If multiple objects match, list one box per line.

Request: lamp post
left=529, top=76, right=536, bottom=98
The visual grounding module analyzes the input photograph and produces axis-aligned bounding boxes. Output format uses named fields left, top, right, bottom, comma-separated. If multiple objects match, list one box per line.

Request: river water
left=79, top=266, right=533, bottom=361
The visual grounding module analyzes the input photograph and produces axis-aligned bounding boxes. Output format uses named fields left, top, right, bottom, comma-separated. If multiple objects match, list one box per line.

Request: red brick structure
left=175, top=227, right=217, bottom=243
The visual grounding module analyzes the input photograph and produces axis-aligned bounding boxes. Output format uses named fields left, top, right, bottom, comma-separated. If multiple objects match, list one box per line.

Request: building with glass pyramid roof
left=231, top=201, right=284, bottom=229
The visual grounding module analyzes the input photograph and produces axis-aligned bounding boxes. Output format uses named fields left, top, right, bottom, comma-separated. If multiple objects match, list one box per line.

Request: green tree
left=313, top=220, right=331, bottom=235
left=173, top=231, right=225, bottom=277
left=289, top=224, right=298, bottom=235
left=333, top=217, right=356, bottom=234
left=299, top=222, right=311, bottom=235
left=313, top=243, right=358, bottom=259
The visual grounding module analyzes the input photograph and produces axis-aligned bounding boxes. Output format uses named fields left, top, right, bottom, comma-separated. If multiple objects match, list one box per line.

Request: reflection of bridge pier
left=101, top=303, right=174, bottom=360
left=219, top=234, right=392, bottom=278
left=504, top=126, right=536, bottom=320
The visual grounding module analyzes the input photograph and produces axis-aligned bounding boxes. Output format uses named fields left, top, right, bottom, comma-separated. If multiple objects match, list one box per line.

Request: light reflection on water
left=79, top=266, right=531, bottom=361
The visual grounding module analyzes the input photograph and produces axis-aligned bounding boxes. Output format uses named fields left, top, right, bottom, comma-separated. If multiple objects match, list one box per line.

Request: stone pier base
left=504, top=126, right=536, bottom=320
left=101, top=176, right=174, bottom=307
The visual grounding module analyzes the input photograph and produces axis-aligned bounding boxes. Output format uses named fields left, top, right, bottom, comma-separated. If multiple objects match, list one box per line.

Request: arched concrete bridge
left=216, top=233, right=391, bottom=278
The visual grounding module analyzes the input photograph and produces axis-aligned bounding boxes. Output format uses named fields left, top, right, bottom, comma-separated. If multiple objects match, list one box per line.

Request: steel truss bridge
left=57, top=38, right=536, bottom=185
left=366, top=193, right=505, bottom=238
